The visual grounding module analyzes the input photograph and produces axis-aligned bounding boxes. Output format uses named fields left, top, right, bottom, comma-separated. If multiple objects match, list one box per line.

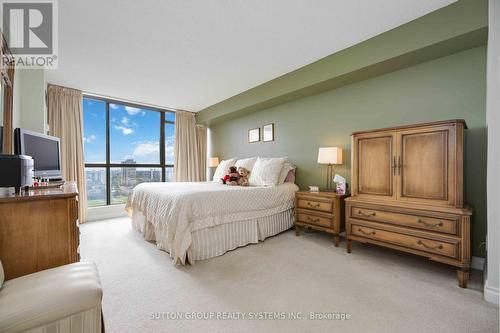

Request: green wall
left=209, top=46, right=487, bottom=257
left=198, top=0, right=487, bottom=124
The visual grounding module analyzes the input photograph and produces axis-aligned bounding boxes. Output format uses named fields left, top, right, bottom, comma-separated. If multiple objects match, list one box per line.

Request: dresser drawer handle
left=357, top=228, right=376, bottom=236
left=417, top=240, right=443, bottom=250
left=357, top=210, right=376, bottom=218
left=307, top=202, right=321, bottom=208
left=417, top=219, right=444, bottom=228
left=306, top=216, right=320, bottom=223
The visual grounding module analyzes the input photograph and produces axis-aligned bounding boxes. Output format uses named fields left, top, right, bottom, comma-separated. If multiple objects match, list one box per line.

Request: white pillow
left=235, top=157, right=258, bottom=172
left=278, top=162, right=296, bottom=184
left=249, top=157, right=287, bottom=186
left=212, top=158, right=237, bottom=182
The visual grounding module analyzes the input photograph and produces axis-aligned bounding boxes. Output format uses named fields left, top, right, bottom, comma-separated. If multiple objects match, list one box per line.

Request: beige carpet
left=80, top=218, right=498, bottom=333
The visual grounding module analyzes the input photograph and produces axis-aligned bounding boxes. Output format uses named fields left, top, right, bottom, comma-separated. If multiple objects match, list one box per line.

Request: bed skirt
left=131, top=208, right=295, bottom=263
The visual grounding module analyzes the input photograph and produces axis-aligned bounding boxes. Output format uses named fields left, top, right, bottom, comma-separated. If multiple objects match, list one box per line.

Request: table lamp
left=208, top=157, right=220, bottom=180
left=208, top=157, right=220, bottom=168
left=317, top=147, right=343, bottom=191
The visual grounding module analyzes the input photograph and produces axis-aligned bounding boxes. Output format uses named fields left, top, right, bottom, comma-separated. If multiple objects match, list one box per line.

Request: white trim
left=471, top=256, right=485, bottom=271
left=86, top=204, right=127, bottom=222
left=486, top=0, right=500, bottom=310
left=484, top=280, right=500, bottom=305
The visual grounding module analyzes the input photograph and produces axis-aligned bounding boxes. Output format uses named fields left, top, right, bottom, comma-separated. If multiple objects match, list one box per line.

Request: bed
left=125, top=181, right=299, bottom=265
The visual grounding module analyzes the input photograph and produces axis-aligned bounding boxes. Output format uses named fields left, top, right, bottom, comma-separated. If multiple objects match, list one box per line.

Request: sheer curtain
left=47, top=85, right=87, bottom=223
left=174, top=111, right=207, bottom=181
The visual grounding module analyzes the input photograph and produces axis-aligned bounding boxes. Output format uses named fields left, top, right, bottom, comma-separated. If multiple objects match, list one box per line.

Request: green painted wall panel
left=209, top=46, right=487, bottom=257
left=198, top=0, right=487, bottom=123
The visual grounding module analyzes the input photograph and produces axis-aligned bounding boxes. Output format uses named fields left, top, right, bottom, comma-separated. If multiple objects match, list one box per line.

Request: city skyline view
left=83, top=98, right=175, bottom=164
left=83, top=97, right=175, bottom=206
left=85, top=167, right=173, bottom=206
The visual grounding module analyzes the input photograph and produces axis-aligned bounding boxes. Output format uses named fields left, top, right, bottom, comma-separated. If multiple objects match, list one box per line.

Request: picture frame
left=248, top=128, right=260, bottom=143
left=263, top=123, right=274, bottom=142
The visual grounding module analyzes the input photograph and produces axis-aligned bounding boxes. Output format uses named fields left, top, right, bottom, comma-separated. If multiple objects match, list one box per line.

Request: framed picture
left=263, top=123, right=274, bottom=142
left=248, top=128, right=260, bottom=143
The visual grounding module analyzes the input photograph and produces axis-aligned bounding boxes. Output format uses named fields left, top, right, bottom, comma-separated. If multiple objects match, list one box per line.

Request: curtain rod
left=47, top=83, right=195, bottom=114
left=82, top=91, right=195, bottom=114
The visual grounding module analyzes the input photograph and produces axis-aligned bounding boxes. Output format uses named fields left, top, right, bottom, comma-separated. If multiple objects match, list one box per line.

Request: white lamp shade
left=317, top=147, right=343, bottom=165
left=208, top=157, right=220, bottom=167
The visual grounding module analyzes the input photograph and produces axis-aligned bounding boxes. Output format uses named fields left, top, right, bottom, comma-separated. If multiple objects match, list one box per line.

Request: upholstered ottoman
left=0, top=262, right=103, bottom=333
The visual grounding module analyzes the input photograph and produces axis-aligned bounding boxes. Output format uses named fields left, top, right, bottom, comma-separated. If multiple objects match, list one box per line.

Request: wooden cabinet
left=353, top=131, right=397, bottom=201
left=346, top=120, right=472, bottom=288
left=0, top=188, right=80, bottom=280
left=295, top=191, right=347, bottom=247
left=352, top=122, right=463, bottom=207
left=398, top=124, right=461, bottom=206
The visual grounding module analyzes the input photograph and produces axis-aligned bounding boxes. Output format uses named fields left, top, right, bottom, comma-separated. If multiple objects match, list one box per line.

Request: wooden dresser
left=295, top=191, right=347, bottom=247
left=345, top=120, right=472, bottom=288
left=0, top=188, right=80, bottom=280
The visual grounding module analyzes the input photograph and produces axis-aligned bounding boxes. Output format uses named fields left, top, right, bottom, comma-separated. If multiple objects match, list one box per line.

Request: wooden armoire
left=345, top=120, right=472, bottom=288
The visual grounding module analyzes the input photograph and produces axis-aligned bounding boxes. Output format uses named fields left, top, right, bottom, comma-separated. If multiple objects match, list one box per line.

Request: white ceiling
left=47, top=0, right=455, bottom=112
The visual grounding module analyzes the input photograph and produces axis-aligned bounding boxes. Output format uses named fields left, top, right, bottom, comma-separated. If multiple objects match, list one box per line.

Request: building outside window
left=83, top=96, right=175, bottom=207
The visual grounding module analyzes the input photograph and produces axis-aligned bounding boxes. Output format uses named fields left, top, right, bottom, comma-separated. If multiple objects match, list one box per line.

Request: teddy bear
left=237, top=167, right=250, bottom=186
left=224, top=166, right=240, bottom=186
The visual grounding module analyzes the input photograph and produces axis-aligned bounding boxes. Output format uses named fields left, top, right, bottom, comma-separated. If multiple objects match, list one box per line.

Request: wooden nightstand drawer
left=297, top=198, right=332, bottom=213
left=349, top=221, right=459, bottom=259
left=349, top=205, right=458, bottom=235
left=297, top=211, right=332, bottom=228
left=295, top=191, right=347, bottom=247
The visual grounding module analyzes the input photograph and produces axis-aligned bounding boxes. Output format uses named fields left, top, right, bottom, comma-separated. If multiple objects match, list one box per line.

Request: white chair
left=0, top=261, right=103, bottom=333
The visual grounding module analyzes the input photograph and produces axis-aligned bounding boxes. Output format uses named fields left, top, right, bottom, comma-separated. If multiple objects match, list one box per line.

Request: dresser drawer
left=297, top=198, right=333, bottom=213
left=297, top=211, right=332, bottom=228
left=349, top=206, right=458, bottom=235
left=349, top=222, right=458, bottom=258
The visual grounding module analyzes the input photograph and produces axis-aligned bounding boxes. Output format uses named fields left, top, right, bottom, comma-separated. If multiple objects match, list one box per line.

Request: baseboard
left=471, top=256, right=485, bottom=271
left=87, top=204, right=128, bottom=222
left=484, top=281, right=500, bottom=305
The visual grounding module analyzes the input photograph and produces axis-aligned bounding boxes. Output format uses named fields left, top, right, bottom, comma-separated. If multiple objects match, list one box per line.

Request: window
left=83, top=96, right=175, bottom=206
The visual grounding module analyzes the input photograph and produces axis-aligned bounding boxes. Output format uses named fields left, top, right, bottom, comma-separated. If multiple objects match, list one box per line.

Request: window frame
left=83, top=94, right=175, bottom=206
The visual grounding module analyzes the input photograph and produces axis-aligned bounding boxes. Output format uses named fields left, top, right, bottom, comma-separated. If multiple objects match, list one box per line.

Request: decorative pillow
left=284, top=169, right=296, bottom=183
left=278, top=162, right=296, bottom=184
left=249, top=157, right=287, bottom=186
left=212, top=158, right=237, bottom=182
left=235, top=157, right=258, bottom=172
left=0, top=260, right=4, bottom=289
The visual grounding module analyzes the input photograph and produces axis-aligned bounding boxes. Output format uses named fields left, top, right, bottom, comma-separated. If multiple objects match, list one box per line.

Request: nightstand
left=294, top=191, right=347, bottom=247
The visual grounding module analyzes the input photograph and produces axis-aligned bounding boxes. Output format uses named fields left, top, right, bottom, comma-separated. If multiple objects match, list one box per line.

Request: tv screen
left=15, top=128, right=61, bottom=178
left=23, top=133, right=60, bottom=171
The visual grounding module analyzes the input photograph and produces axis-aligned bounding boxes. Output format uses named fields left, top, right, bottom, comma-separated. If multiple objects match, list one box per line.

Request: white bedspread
left=125, top=181, right=298, bottom=264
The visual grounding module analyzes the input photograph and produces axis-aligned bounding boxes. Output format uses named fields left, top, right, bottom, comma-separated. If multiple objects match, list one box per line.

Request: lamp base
left=325, top=164, right=334, bottom=191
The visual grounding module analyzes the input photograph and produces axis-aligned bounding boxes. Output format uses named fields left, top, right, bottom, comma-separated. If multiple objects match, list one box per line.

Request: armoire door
left=397, top=125, right=456, bottom=206
left=352, top=131, right=397, bottom=201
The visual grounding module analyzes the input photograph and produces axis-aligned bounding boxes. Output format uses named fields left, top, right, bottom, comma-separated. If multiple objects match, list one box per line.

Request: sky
left=83, top=98, right=175, bottom=164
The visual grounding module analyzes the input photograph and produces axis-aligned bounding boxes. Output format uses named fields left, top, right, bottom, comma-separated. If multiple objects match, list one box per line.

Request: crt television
left=14, top=128, right=62, bottom=179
